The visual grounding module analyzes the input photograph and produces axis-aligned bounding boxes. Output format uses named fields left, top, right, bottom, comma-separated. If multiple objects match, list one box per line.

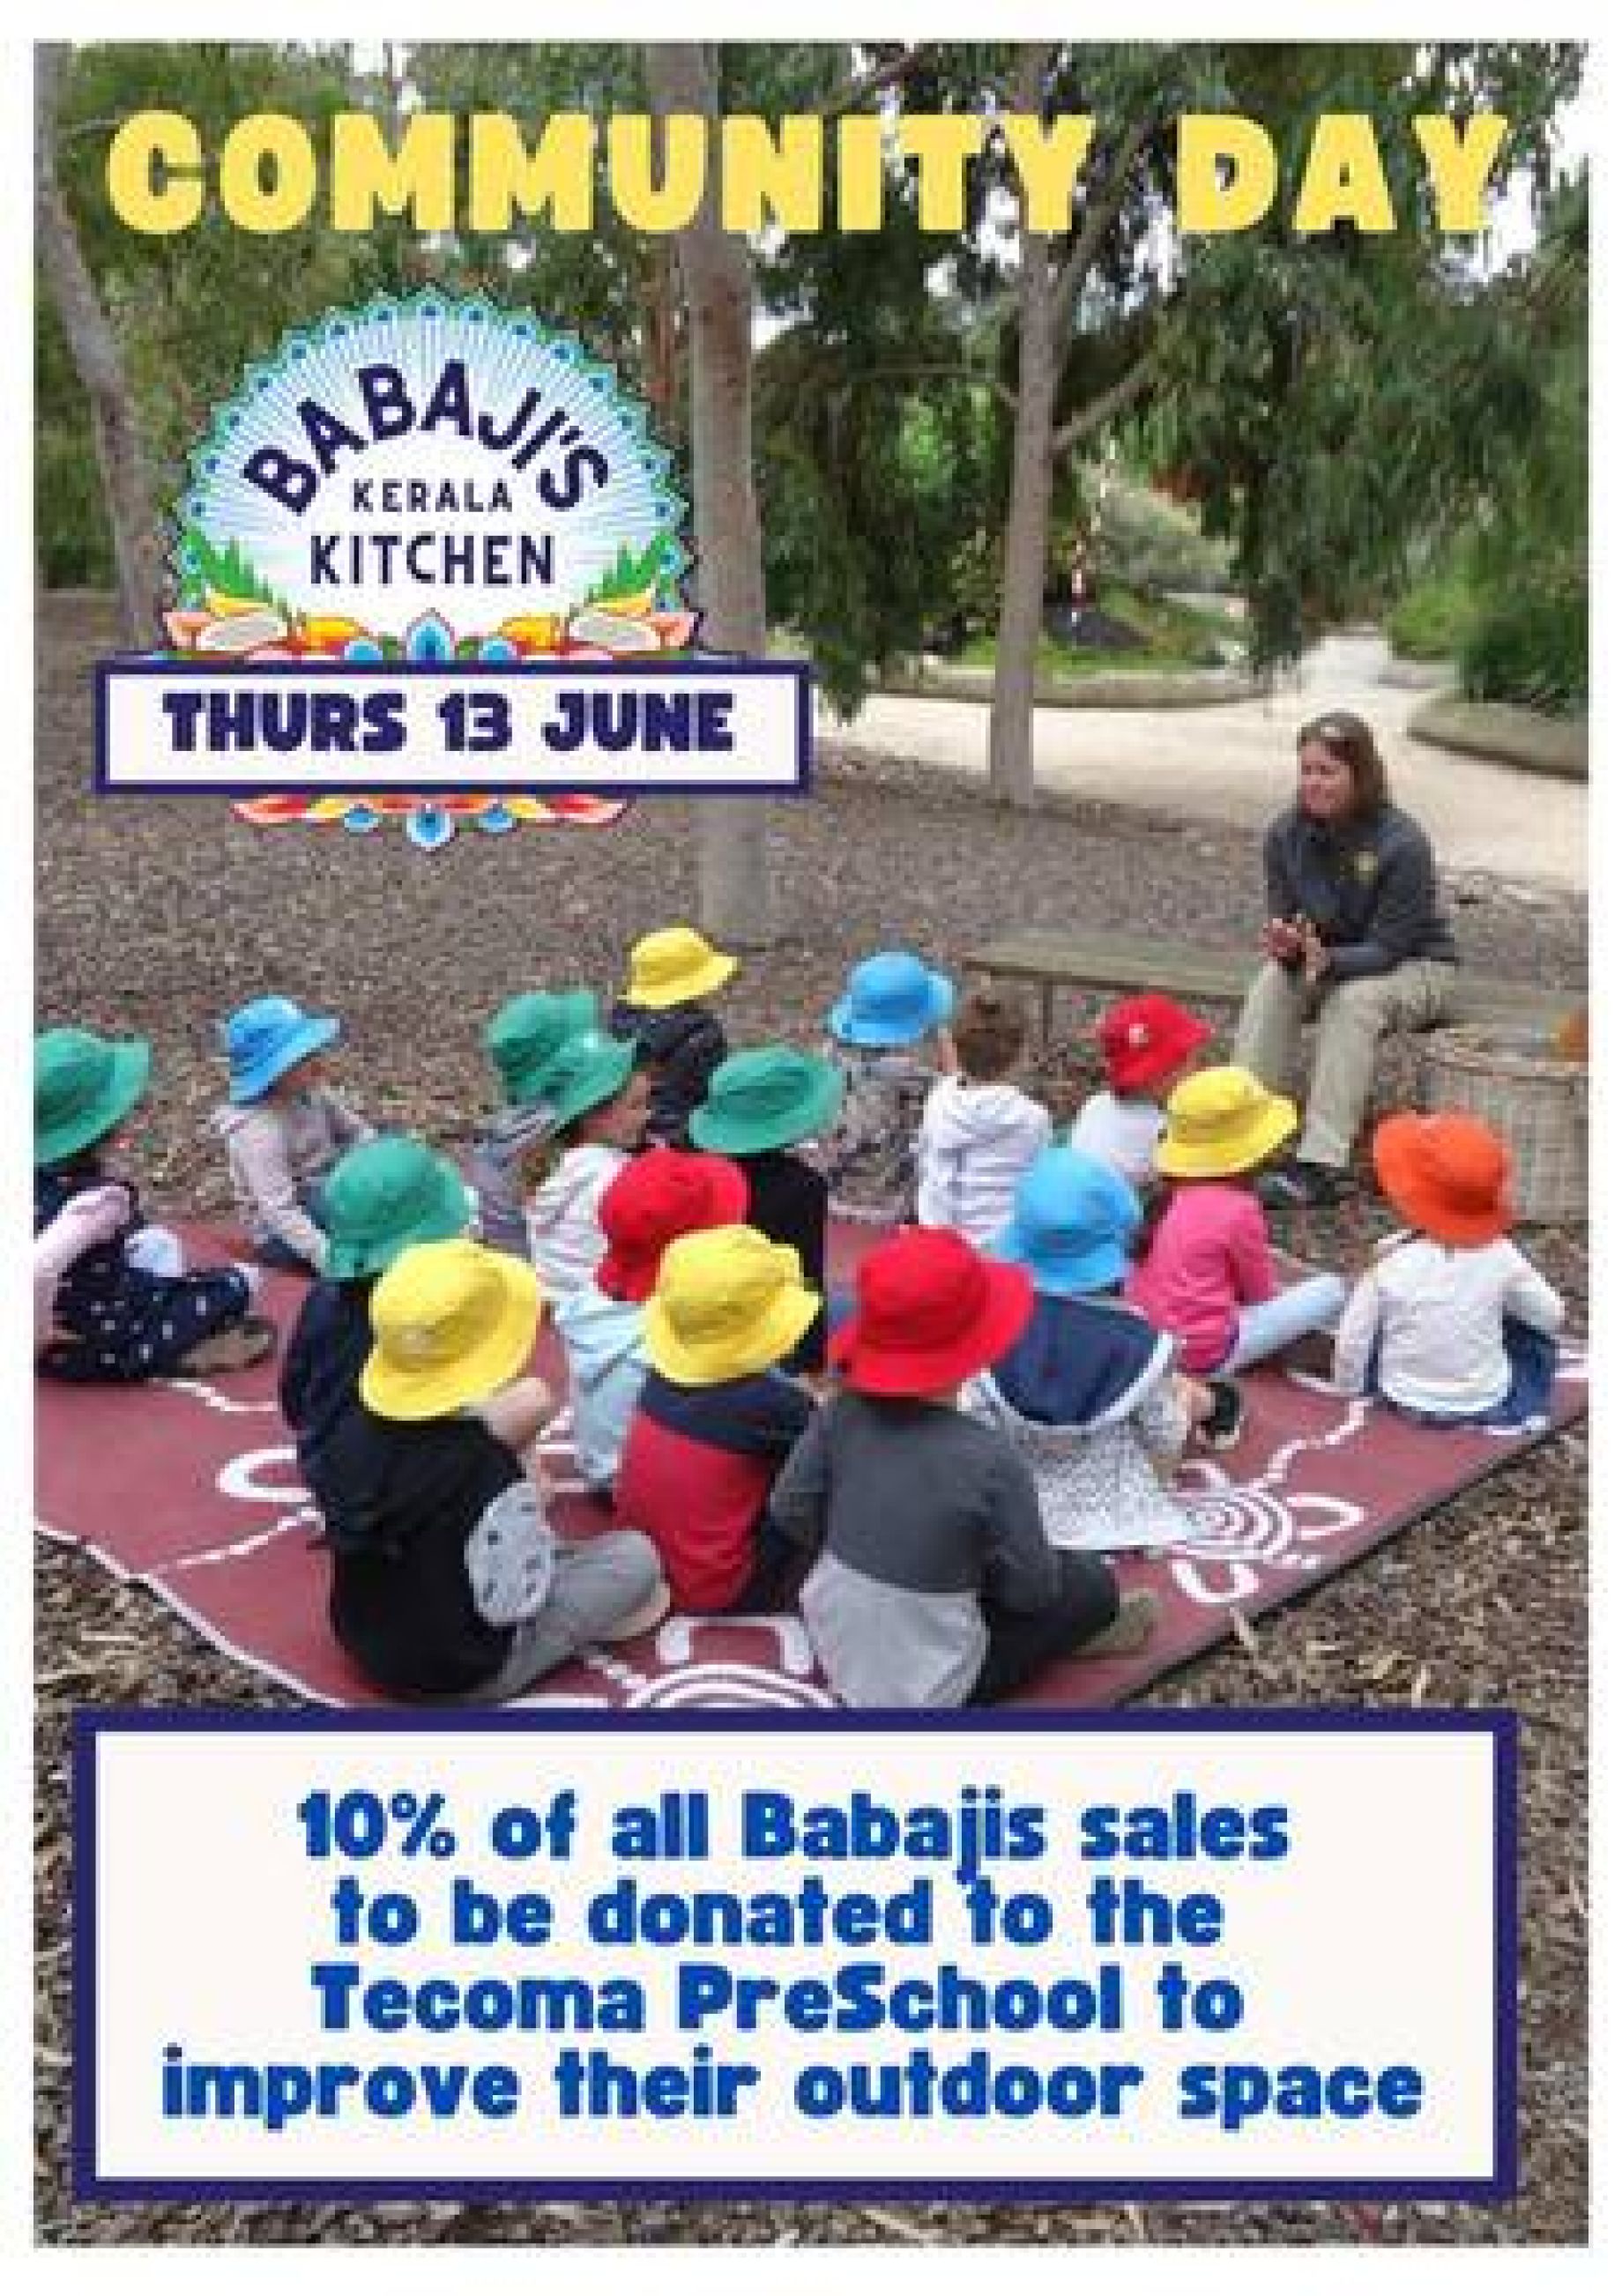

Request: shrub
left=1385, top=564, right=1479, bottom=661
left=1058, top=476, right=1233, bottom=598
left=1458, top=574, right=1588, bottom=716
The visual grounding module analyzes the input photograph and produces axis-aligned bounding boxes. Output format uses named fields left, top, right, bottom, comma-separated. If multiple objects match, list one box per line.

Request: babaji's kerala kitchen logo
left=96, top=295, right=810, bottom=850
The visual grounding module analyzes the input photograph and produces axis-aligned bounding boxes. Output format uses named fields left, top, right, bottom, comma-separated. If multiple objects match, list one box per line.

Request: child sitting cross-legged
left=521, top=1031, right=651, bottom=1299
left=1070, top=994, right=1211, bottom=1193
left=964, top=1148, right=1210, bottom=1552
left=1126, top=1067, right=1347, bottom=1418
left=1332, top=1111, right=1565, bottom=1428
left=771, top=1226, right=1157, bottom=1710
left=818, top=949, right=955, bottom=1226
left=307, top=1238, right=667, bottom=1703
left=468, top=987, right=597, bottom=1259
left=279, top=1133, right=475, bottom=1486
left=690, top=1045, right=844, bottom=1374
left=214, top=995, right=374, bottom=1274
left=915, top=990, right=1052, bottom=1251
left=609, top=925, right=736, bottom=1146
left=614, top=1225, right=821, bottom=1615
left=35, top=1026, right=273, bottom=1380
left=553, top=1146, right=749, bottom=1497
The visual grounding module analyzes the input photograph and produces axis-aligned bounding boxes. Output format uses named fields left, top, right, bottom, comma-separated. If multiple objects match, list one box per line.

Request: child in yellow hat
left=1126, top=1066, right=1346, bottom=1408
left=608, top=924, right=736, bottom=1146
left=308, top=1238, right=666, bottom=1700
left=615, top=1225, right=820, bottom=1616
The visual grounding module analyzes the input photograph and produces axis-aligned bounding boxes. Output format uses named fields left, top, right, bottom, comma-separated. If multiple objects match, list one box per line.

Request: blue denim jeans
left=1370, top=1317, right=1559, bottom=1430
left=1217, top=1273, right=1348, bottom=1373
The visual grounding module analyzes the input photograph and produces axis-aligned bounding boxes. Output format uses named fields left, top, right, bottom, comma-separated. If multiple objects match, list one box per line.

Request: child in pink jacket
left=1127, top=1067, right=1345, bottom=1390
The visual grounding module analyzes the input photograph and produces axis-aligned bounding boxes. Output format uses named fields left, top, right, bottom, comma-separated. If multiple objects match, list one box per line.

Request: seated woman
left=1233, top=711, right=1457, bottom=1208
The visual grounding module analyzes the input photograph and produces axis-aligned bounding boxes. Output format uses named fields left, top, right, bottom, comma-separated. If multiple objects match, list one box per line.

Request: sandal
left=175, top=1313, right=277, bottom=1374
left=1199, top=1377, right=1246, bottom=1449
left=1075, top=1587, right=1161, bottom=1660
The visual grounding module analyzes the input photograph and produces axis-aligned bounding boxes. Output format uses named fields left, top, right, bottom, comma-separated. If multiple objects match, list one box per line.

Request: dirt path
left=827, top=632, right=1586, bottom=893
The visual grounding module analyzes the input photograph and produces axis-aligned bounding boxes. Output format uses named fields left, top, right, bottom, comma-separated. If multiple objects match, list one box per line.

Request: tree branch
left=1049, top=115, right=1158, bottom=320
left=819, top=44, right=937, bottom=119
left=1051, top=342, right=1159, bottom=457
left=1007, top=43, right=1053, bottom=114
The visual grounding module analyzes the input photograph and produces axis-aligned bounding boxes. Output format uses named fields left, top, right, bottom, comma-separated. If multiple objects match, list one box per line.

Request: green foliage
left=36, top=297, right=112, bottom=585
left=958, top=583, right=1243, bottom=676
left=1385, top=557, right=1481, bottom=660
left=1152, top=43, right=1581, bottom=669
left=1459, top=573, right=1587, bottom=715
left=1383, top=174, right=1586, bottom=712
left=1085, top=477, right=1233, bottom=596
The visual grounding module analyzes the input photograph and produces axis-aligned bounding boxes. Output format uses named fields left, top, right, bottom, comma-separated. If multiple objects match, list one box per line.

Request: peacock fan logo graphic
left=95, top=295, right=811, bottom=851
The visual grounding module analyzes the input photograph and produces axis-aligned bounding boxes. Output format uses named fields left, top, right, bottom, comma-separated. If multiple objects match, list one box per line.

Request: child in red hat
left=770, top=1227, right=1158, bottom=1707
left=1071, top=993, right=1211, bottom=1191
left=551, top=1147, right=748, bottom=1494
left=1332, top=1111, right=1565, bottom=1426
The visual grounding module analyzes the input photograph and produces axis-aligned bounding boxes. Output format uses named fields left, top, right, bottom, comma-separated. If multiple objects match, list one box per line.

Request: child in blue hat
left=963, top=1147, right=1225, bottom=1557
left=213, top=996, right=374, bottom=1274
left=818, top=949, right=955, bottom=1227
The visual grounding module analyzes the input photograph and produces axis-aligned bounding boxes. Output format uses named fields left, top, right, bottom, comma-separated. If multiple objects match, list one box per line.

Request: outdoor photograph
left=33, top=34, right=1588, bottom=2250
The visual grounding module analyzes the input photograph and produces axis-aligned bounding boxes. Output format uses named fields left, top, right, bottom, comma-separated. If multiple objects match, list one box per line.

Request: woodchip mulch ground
left=34, top=597, right=1588, bottom=2248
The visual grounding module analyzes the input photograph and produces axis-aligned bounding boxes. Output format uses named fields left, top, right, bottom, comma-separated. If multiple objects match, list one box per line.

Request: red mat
left=36, top=1226, right=1587, bottom=1710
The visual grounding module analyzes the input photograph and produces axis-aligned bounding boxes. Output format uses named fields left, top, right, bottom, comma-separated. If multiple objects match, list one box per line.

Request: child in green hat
left=690, top=1045, right=844, bottom=1373
left=35, top=1026, right=273, bottom=1380
left=519, top=1031, right=651, bottom=1297
left=279, top=1133, right=481, bottom=1485
left=467, top=987, right=597, bottom=1258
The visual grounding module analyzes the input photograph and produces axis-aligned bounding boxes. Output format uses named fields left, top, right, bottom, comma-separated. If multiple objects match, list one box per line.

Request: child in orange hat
left=1332, top=1111, right=1565, bottom=1426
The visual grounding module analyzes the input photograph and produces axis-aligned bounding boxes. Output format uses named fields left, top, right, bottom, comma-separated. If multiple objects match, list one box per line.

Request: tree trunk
left=987, top=232, right=1059, bottom=806
left=644, top=42, right=778, bottom=945
left=640, top=239, right=681, bottom=439
left=34, top=46, right=165, bottom=644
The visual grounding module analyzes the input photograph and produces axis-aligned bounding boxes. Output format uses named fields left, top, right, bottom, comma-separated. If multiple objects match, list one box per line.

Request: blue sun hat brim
left=828, top=953, right=956, bottom=1048
left=225, top=1000, right=342, bottom=1103
left=992, top=1148, right=1142, bottom=1297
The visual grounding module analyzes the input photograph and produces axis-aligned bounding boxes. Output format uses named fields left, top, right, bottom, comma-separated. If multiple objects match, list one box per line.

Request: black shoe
left=1255, top=1158, right=1355, bottom=1211
left=1202, top=1377, right=1246, bottom=1449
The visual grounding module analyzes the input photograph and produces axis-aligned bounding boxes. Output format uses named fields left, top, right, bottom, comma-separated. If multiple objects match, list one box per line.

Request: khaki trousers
left=1232, top=958, right=1457, bottom=1169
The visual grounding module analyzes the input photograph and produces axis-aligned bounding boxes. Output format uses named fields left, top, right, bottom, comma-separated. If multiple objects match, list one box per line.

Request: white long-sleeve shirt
left=915, top=1077, right=1051, bottom=1250
left=1333, top=1231, right=1564, bottom=1419
left=1069, top=1091, right=1164, bottom=1192
left=525, top=1143, right=628, bottom=1299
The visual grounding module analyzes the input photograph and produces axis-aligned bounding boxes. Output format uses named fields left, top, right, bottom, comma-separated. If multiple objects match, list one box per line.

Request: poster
left=22, top=5, right=1597, bottom=2283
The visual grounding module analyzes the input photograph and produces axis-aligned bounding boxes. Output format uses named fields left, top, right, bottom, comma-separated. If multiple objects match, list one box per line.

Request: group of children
left=35, top=921, right=1565, bottom=1708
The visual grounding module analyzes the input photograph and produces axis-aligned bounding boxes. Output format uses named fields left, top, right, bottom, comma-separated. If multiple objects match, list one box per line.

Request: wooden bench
left=965, top=930, right=1579, bottom=1049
